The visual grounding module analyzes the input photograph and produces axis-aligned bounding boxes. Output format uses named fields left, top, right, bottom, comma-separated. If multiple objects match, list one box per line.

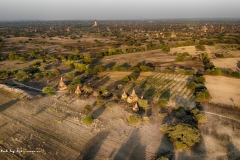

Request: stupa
left=66, top=27, right=71, bottom=32
left=127, top=89, right=139, bottom=103
left=58, top=77, right=67, bottom=91
left=93, top=20, right=98, bottom=27
left=133, top=103, right=139, bottom=112
left=121, top=91, right=128, bottom=99
left=75, top=85, right=81, bottom=95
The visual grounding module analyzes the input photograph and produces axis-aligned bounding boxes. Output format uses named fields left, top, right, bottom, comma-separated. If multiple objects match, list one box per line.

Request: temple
left=58, top=77, right=67, bottom=91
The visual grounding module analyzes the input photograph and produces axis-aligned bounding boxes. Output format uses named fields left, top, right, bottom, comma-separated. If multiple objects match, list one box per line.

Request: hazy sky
left=0, top=0, right=240, bottom=20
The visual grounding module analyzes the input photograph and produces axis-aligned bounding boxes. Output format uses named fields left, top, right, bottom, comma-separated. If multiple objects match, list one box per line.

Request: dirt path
left=201, top=111, right=240, bottom=123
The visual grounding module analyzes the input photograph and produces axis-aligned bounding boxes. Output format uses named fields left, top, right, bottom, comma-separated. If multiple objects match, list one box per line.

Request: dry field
left=99, top=49, right=204, bottom=71
left=205, top=75, right=240, bottom=106
left=211, top=58, right=240, bottom=71
left=170, top=46, right=199, bottom=56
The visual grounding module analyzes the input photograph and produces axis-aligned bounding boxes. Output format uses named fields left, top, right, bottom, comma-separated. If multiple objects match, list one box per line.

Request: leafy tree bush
left=74, top=63, right=87, bottom=71
left=14, top=70, right=29, bottom=82
left=210, top=67, right=222, bottom=76
left=122, top=76, right=130, bottom=83
left=67, top=71, right=75, bottom=78
left=175, top=107, right=186, bottom=119
left=83, top=105, right=91, bottom=114
left=105, top=102, right=115, bottom=108
left=195, top=89, right=211, bottom=102
left=72, top=78, right=81, bottom=84
left=191, top=108, right=208, bottom=123
left=187, top=82, right=197, bottom=90
left=139, top=65, right=153, bottom=72
left=160, top=123, right=201, bottom=150
left=127, top=114, right=141, bottom=125
left=42, top=87, right=55, bottom=95
left=194, top=76, right=205, bottom=83
left=82, top=115, right=93, bottom=124
left=93, top=64, right=106, bottom=73
left=128, top=74, right=137, bottom=81
left=138, top=99, right=149, bottom=110
left=34, top=72, right=43, bottom=79
left=156, top=157, right=169, bottom=160
left=195, top=45, right=206, bottom=51
left=8, top=52, right=19, bottom=60
left=157, top=99, right=168, bottom=107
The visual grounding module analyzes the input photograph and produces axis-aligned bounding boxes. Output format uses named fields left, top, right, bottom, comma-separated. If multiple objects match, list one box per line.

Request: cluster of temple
left=58, top=77, right=81, bottom=95
left=122, top=89, right=141, bottom=112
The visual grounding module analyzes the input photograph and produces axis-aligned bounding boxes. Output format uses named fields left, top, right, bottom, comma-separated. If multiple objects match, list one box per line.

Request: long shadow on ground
left=0, top=99, right=18, bottom=113
left=114, top=128, right=146, bottom=160
left=76, top=131, right=110, bottom=160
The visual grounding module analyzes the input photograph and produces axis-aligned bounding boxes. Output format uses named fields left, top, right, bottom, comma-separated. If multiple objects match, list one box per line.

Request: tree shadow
left=114, top=128, right=146, bottom=160
left=160, top=89, right=171, bottom=101
left=227, top=141, right=240, bottom=160
left=237, top=60, right=240, bottom=69
left=92, top=76, right=110, bottom=89
left=121, top=63, right=132, bottom=69
left=91, top=105, right=106, bottom=119
left=0, top=99, right=18, bottom=113
left=105, top=62, right=116, bottom=69
left=155, top=134, right=175, bottom=160
left=76, top=130, right=110, bottom=160
left=143, top=86, right=156, bottom=100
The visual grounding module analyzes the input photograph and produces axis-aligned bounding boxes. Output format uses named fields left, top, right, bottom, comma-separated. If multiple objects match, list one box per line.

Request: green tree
left=42, top=87, right=55, bottom=95
left=160, top=123, right=201, bottom=150
left=195, top=89, right=211, bottom=102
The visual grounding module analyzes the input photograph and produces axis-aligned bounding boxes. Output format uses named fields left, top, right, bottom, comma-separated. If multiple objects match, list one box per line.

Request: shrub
left=93, top=64, right=106, bottom=72
left=82, top=115, right=93, bottom=124
left=195, top=45, right=206, bottom=51
left=160, top=123, right=201, bottom=150
left=176, top=55, right=185, bottom=62
left=139, top=65, right=153, bottom=72
left=138, top=99, right=149, bottom=110
left=157, top=99, right=168, bottom=107
left=96, top=97, right=105, bottom=106
left=194, top=76, right=205, bottom=83
left=14, top=70, right=29, bottom=82
left=195, top=89, right=211, bottom=102
left=42, top=87, right=55, bottom=95
left=187, top=82, right=197, bottom=90
left=74, top=63, right=87, bottom=71
left=100, top=87, right=109, bottom=95
left=133, top=67, right=141, bottom=72
left=105, top=102, right=115, bottom=108
left=156, top=156, right=169, bottom=160
left=122, top=76, right=130, bottom=83
left=82, top=85, right=93, bottom=93
left=67, top=71, right=75, bottom=78
left=34, top=72, right=43, bottom=79
left=83, top=105, right=91, bottom=114
left=72, top=78, right=81, bottom=84
left=128, top=74, right=137, bottom=81
left=158, top=113, right=167, bottom=119
left=191, top=108, right=208, bottom=123
left=128, top=114, right=141, bottom=125
left=210, top=67, right=222, bottom=76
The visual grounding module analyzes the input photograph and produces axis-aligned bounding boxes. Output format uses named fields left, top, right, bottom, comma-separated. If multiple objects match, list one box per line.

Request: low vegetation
left=82, top=115, right=94, bottom=124
left=127, top=114, right=141, bottom=125
left=42, top=87, right=55, bottom=95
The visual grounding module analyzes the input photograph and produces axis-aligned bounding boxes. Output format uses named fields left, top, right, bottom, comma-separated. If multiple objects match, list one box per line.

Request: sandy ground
left=170, top=46, right=199, bottom=56
left=211, top=58, right=240, bottom=71
left=205, top=75, right=240, bottom=106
